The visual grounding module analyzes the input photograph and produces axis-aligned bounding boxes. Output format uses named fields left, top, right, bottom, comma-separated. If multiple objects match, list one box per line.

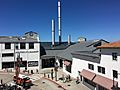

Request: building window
left=2, top=53, right=14, bottom=57
left=2, top=62, right=14, bottom=68
left=88, top=64, right=94, bottom=70
left=5, top=43, right=11, bottom=49
left=66, top=65, right=71, bottom=73
left=113, top=70, right=118, bottom=78
left=112, top=53, right=117, bottom=60
left=20, top=43, right=26, bottom=49
left=29, top=43, right=34, bottom=49
left=15, top=43, right=19, bottom=49
left=98, top=66, right=105, bottom=74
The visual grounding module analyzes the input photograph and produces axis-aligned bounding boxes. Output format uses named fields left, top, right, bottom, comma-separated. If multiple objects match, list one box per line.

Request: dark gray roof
left=72, top=51, right=100, bottom=58
left=71, top=51, right=100, bottom=63
left=41, top=39, right=108, bottom=61
left=0, top=36, right=38, bottom=43
left=57, top=40, right=96, bottom=60
left=40, top=42, right=74, bottom=50
left=57, top=39, right=108, bottom=61
left=41, top=49, right=64, bottom=59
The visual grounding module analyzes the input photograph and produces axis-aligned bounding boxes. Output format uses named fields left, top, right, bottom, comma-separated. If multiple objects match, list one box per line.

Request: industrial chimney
left=58, top=0, right=62, bottom=44
left=52, top=19, right=55, bottom=46
left=68, top=35, right=71, bottom=45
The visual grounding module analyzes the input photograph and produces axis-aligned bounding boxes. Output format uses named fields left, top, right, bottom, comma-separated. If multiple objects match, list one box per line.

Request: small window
left=2, top=53, right=14, bottom=57
left=15, top=43, right=19, bottom=49
left=102, top=67, right=105, bottom=74
left=5, top=43, right=11, bottom=49
left=29, top=43, right=34, bottom=49
left=113, top=70, right=118, bottom=78
left=98, top=66, right=101, bottom=73
left=112, top=53, right=117, bottom=60
left=88, top=64, right=94, bottom=70
left=98, top=66, right=105, bottom=74
left=20, top=43, right=26, bottom=49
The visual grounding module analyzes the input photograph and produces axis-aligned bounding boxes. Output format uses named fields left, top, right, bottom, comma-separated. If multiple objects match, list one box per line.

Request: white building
left=71, top=41, right=120, bottom=90
left=0, top=31, right=40, bottom=73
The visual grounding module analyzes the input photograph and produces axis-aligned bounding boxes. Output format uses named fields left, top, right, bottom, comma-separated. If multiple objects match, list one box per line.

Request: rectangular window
left=5, top=43, right=11, bottom=49
left=113, top=70, right=118, bottom=78
left=20, top=43, right=26, bottom=49
left=112, top=53, right=117, bottom=60
left=98, top=66, right=105, bottom=74
left=29, top=43, right=34, bottom=49
left=98, top=66, right=101, bottom=73
left=102, top=67, right=105, bottom=74
left=88, top=64, right=94, bottom=70
left=15, top=43, right=19, bottom=49
left=2, top=53, right=14, bottom=57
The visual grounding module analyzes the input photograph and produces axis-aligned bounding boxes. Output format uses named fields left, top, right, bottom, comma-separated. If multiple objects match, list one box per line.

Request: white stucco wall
left=0, top=42, right=40, bottom=71
left=71, top=48, right=120, bottom=87
left=100, top=49, right=120, bottom=87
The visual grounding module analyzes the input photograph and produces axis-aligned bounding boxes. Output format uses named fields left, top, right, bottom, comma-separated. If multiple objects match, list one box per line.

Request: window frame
left=5, top=43, right=11, bottom=49
left=112, top=53, right=117, bottom=61
left=2, top=53, right=14, bottom=57
left=29, top=43, right=34, bottom=49
left=20, top=43, right=26, bottom=49
left=88, top=63, right=94, bottom=70
left=98, top=66, right=105, bottom=74
left=113, top=70, right=118, bottom=78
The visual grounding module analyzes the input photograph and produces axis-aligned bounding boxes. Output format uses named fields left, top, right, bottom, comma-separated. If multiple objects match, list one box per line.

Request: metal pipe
left=68, top=35, right=71, bottom=45
left=58, top=0, right=61, bottom=44
left=52, top=19, right=55, bottom=46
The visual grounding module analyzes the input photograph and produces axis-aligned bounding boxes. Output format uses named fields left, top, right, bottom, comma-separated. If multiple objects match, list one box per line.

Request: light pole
left=54, top=56, right=58, bottom=81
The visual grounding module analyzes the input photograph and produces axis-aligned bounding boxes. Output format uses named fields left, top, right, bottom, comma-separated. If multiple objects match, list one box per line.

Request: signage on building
left=28, top=61, right=38, bottom=67
left=16, top=51, right=38, bottom=53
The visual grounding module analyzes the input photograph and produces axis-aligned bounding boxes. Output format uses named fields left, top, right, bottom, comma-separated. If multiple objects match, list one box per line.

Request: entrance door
left=60, top=59, right=63, bottom=68
left=42, top=58, right=55, bottom=68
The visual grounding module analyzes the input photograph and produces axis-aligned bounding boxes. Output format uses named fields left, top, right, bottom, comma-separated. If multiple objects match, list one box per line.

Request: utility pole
left=54, top=61, right=58, bottom=81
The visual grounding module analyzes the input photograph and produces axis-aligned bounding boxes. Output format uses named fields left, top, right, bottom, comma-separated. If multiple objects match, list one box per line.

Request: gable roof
left=58, top=40, right=98, bottom=61
left=58, top=39, right=108, bottom=61
left=97, top=41, right=120, bottom=49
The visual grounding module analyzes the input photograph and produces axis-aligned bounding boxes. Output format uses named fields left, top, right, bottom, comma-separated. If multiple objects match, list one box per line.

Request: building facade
left=71, top=41, right=120, bottom=90
left=0, top=31, right=40, bottom=73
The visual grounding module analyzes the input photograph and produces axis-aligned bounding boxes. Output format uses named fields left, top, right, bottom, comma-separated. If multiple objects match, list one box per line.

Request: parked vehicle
left=13, top=74, right=32, bottom=87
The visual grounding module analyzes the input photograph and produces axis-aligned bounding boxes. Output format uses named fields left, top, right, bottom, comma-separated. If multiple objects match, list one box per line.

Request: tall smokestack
left=52, top=19, right=55, bottom=46
left=58, top=0, right=61, bottom=44
left=68, top=35, right=71, bottom=45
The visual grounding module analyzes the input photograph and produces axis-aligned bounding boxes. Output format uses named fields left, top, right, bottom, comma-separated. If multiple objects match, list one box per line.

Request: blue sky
left=0, top=0, right=120, bottom=42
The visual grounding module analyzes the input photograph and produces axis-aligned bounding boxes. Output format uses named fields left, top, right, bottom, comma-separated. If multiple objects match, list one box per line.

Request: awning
left=64, top=61, right=70, bottom=66
left=80, top=69, right=96, bottom=81
left=93, top=75, right=118, bottom=90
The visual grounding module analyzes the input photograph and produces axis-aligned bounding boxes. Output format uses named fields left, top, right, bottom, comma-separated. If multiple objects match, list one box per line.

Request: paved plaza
left=0, top=68, right=90, bottom=90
